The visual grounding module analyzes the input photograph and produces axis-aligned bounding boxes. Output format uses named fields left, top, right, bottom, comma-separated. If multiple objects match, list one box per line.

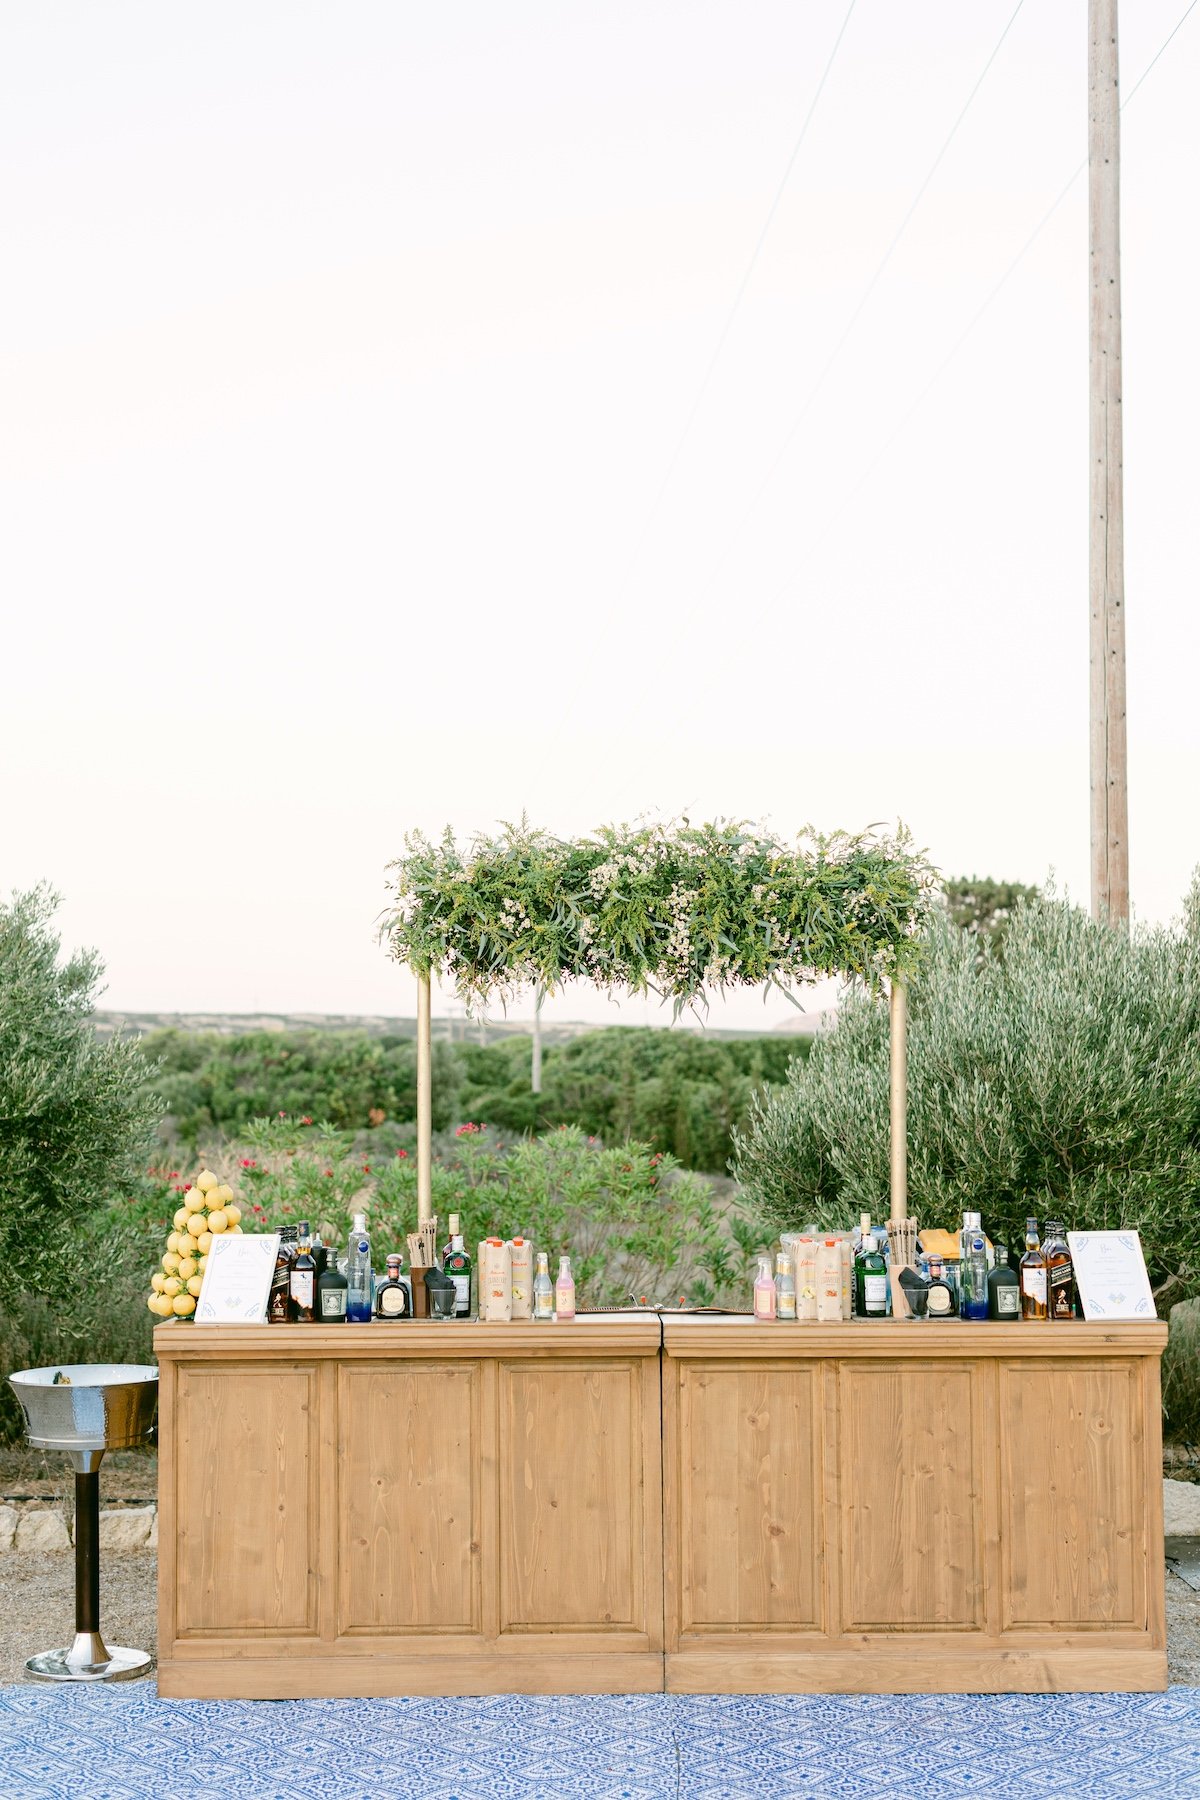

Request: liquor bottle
left=815, top=1239, right=842, bottom=1321
left=374, top=1253, right=412, bottom=1319
left=289, top=1220, right=316, bottom=1323
left=753, top=1254, right=777, bottom=1321
left=1019, top=1218, right=1048, bottom=1320
left=775, top=1252, right=797, bottom=1320
left=533, top=1251, right=554, bottom=1320
left=346, top=1212, right=373, bottom=1323
left=1044, top=1221, right=1075, bottom=1320
left=316, top=1245, right=348, bottom=1321
left=926, top=1254, right=955, bottom=1317
left=959, top=1211, right=982, bottom=1307
left=442, top=1212, right=461, bottom=1265
left=871, top=1226, right=893, bottom=1315
left=855, top=1221, right=888, bottom=1318
left=267, top=1225, right=298, bottom=1323
left=987, top=1242, right=1020, bottom=1320
left=962, top=1232, right=989, bottom=1321
left=555, top=1254, right=576, bottom=1322
left=443, top=1227, right=472, bottom=1318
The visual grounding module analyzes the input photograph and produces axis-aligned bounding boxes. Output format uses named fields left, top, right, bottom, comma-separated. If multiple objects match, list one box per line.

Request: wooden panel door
left=999, top=1359, right=1143, bottom=1630
left=839, top=1361, right=983, bottom=1632
left=674, top=1361, right=822, bottom=1634
left=338, top=1362, right=482, bottom=1634
left=174, top=1362, right=319, bottom=1636
left=498, top=1360, right=646, bottom=1635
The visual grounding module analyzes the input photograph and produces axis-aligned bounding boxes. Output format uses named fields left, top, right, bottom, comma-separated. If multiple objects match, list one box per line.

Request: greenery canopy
left=382, top=818, right=935, bottom=1013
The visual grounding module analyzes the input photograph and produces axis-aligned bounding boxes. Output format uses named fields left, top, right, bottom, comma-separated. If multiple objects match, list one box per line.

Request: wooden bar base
left=154, top=1314, right=1167, bottom=1698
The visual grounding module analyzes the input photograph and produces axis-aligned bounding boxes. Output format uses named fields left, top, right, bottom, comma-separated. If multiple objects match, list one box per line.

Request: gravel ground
left=0, top=1553, right=1196, bottom=1692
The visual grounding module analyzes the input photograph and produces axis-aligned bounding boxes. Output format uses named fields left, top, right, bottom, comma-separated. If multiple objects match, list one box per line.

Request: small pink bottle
left=753, top=1254, right=777, bottom=1322
left=555, top=1255, right=576, bottom=1321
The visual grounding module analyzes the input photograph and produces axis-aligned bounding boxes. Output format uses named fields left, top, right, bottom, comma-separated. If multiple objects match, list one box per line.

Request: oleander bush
left=736, top=883, right=1200, bottom=1304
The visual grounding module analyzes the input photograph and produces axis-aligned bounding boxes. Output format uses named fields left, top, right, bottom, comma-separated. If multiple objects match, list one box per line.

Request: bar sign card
left=195, top=1233, right=280, bottom=1324
left=1067, top=1230, right=1157, bottom=1321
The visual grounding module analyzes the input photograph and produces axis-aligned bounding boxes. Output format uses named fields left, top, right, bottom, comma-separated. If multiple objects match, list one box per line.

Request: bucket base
left=26, top=1632, right=153, bottom=1683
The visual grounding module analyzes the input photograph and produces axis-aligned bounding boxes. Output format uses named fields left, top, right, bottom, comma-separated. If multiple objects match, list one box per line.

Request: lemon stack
left=148, top=1168, right=243, bottom=1319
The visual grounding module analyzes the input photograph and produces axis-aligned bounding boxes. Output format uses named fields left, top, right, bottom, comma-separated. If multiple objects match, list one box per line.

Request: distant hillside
left=92, top=1010, right=802, bottom=1047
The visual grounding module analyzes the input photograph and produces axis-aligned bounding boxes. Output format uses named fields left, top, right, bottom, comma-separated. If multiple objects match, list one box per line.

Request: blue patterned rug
left=0, top=1686, right=1197, bottom=1798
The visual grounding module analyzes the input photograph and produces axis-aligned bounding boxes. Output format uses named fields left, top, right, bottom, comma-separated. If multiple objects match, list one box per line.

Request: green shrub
left=736, top=887, right=1200, bottom=1301
left=1163, top=1301, right=1200, bottom=1444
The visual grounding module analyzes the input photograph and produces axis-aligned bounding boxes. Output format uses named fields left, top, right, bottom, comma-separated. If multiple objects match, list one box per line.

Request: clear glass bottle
left=555, top=1254, right=576, bottom=1322
left=961, top=1232, right=989, bottom=1320
left=374, top=1253, right=412, bottom=1320
left=288, top=1220, right=316, bottom=1323
left=533, top=1251, right=554, bottom=1320
left=775, top=1252, right=797, bottom=1321
left=346, top=1211, right=373, bottom=1323
left=1020, top=1218, right=1049, bottom=1320
left=754, top=1254, right=777, bottom=1321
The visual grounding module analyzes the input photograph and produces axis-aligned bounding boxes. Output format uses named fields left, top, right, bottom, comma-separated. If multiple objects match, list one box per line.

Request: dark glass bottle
left=289, top=1220, right=316, bottom=1323
left=1044, top=1221, right=1075, bottom=1319
left=987, top=1242, right=1020, bottom=1320
left=854, top=1213, right=888, bottom=1317
left=267, top=1226, right=298, bottom=1324
left=443, top=1228, right=473, bottom=1319
left=926, top=1254, right=955, bottom=1318
left=374, top=1253, right=412, bottom=1320
left=316, top=1247, right=348, bottom=1321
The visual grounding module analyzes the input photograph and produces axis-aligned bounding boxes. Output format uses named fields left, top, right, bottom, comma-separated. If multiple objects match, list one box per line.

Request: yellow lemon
left=186, top=1274, right=204, bottom=1297
left=166, top=1231, right=182, bottom=1254
left=229, top=1224, right=243, bottom=1234
left=163, top=1275, right=183, bottom=1297
left=196, top=1170, right=218, bottom=1192
left=173, top=1206, right=190, bottom=1231
left=197, top=1254, right=208, bottom=1272
left=151, top=1272, right=166, bottom=1293
left=147, top=1294, right=160, bottom=1312
left=224, top=1204, right=241, bottom=1226
left=207, top=1209, right=229, bottom=1234
left=213, top=1184, right=235, bottom=1206
left=187, top=1212, right=207, bottom=1239
left=177, top=1256, right=197, bottom=1280
left=197, top=1232, right=213, bottom=1254
left=162, top=1252, right=180, bottom=1274
left=173, top=1294, right=196, bottom=1316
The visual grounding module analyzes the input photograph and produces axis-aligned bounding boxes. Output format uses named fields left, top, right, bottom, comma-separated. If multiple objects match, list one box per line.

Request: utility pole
left=1089, top=0, right=1129, bottom=924
left=531, top=989, right=543, bottom=1095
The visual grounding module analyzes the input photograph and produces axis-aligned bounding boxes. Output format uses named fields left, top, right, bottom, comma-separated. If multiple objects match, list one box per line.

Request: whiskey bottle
left=926, top=1253, right=955, bottom=1317
left=288, top=1221, right=316, bottom=1323
left=1019, top=1218, right=1048, bottom=1320
left=1044, top=1221, right=1075, bottom=1319
left=987, top=1243, right=1020, bottom=1319
left=316, top=1246, right=348, bottom=1321
left=267, top=1225, right=298, bottom=1323
left=854, top=1217, right=888, bottom=1318
left=443, top=1225, right=472, bottom=1318
left=374, top=1253, right=412, bottom=1320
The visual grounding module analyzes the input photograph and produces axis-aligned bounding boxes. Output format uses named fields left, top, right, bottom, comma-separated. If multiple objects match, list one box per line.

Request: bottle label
left=534, top=1292, right=554, bottom=1319
left=1021, top=1268, right=1047, bottom=1304
left=320, top=1289, right=346, bottom=1318
left=452, top=1274, right=471, bottom=1311
left=777, top=1291, right=797, bottom=1320
left=995, top=1287, right=1020, bottom=1316
left=864, top=1273, right=888, bottom=1312
left=754, top=1287, right=776, bottom=1320
left=380, top=1287, right=406, bottom=1316
left=290, top=1271, right=314, bottom=1309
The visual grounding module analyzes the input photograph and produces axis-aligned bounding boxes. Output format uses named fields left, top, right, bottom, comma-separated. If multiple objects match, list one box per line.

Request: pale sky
left=2, top=1, right=1197, bottom=1033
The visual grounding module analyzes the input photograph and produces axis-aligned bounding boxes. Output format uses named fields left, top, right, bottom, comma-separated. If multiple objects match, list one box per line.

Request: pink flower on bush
left=278, top=1111, right=286, bottom=1119
left=324, top=1169, right=333, bottom=1177
left=301, top=1116, right=313, bottom=1126
left=455, top=1123, right=482, bottom=1138
left=395, top=1149, right=408, bottom=1159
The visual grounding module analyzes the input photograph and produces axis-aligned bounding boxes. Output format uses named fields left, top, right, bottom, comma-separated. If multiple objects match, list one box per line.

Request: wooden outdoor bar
left=154, top=1311, right=1167, bottom=1698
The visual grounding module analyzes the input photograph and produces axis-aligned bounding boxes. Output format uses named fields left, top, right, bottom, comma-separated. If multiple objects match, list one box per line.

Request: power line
left=624, top=0, right=860, bottom=575
left=698, top=0, right=1028, bottom=591
left=753, top=0, right=1200, bottom=611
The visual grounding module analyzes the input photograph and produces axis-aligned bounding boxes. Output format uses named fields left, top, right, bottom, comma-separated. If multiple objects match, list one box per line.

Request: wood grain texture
left=675, top=1361, right=820, bottom=1633
left=174, top=1362, right=319, bottom=1636
left=999, top=1359, right=1141, bottom=1630
left=665, top=1647, right=1167, bottom=1694
left=840, top=1361, right=982, bottom=1631
left=338, top=1361, right=480, bottom=1634
left=499, top=1360, right=641, bottom=1633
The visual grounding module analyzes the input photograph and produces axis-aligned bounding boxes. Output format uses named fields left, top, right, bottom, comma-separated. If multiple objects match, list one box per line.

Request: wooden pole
left=416, top=970, right=433, bottom=1224
left=889, top=979, right=907, bottom=1225
left=1089, top=0, right=1129, bottom=924
left=531, top=989, right=543, bottom=1095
